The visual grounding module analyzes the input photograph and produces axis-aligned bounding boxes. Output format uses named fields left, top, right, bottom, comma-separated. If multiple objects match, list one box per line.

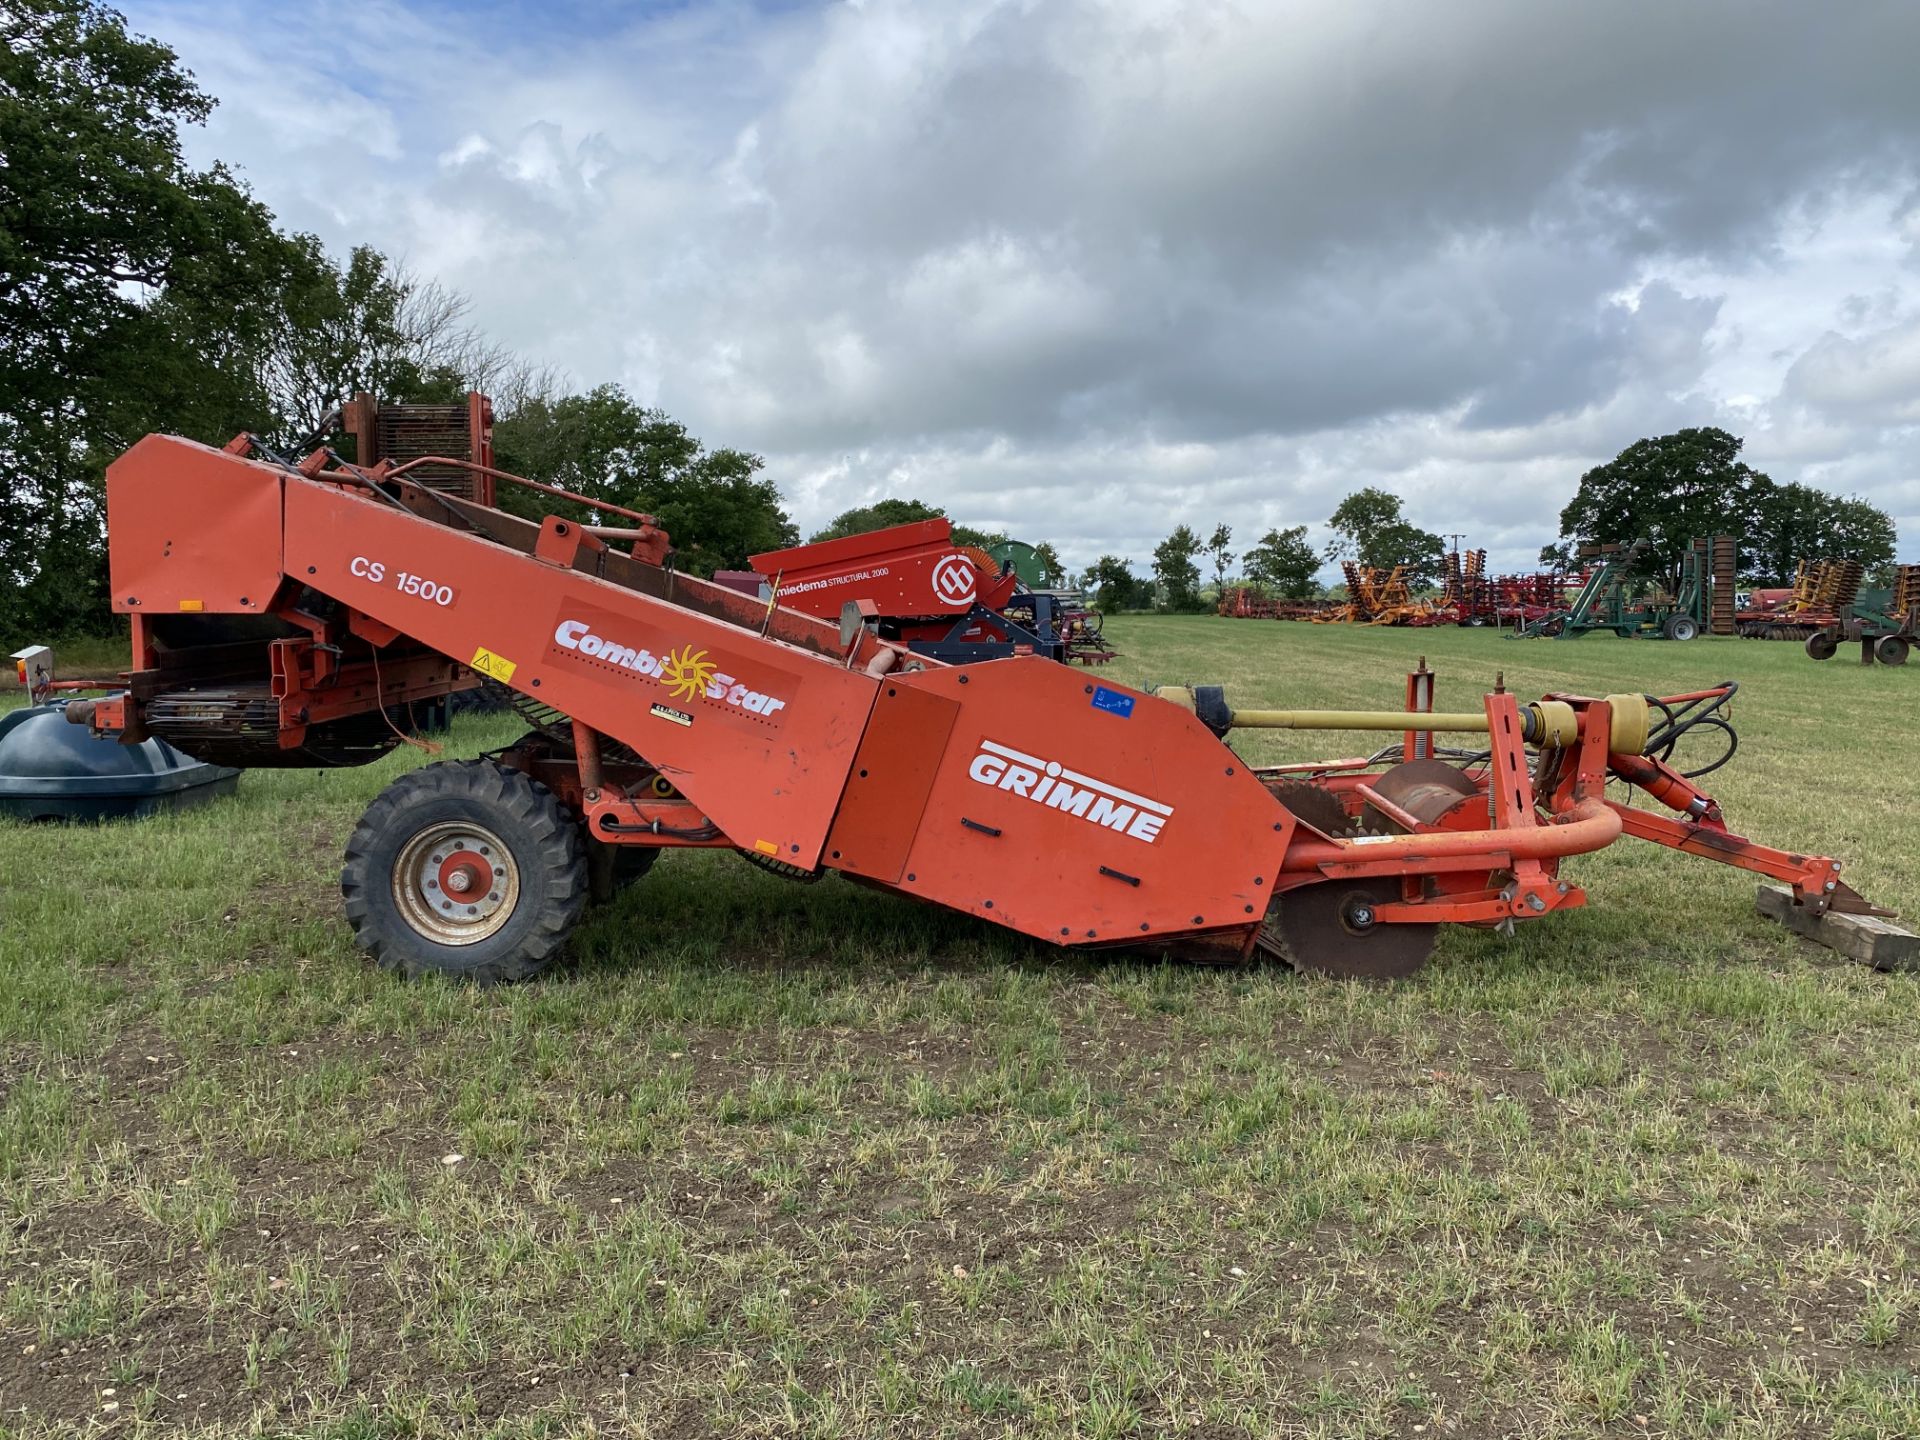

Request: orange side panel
left=880, top=659, right=1295, bottom=946
left=107, top=435, right=289, bottom=616
left=280, top=478, right=878, bottom=868
left=824, top=683, right=963, bottom=882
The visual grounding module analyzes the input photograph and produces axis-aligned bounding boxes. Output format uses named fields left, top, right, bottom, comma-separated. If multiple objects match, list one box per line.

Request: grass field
left=4, top=618, right=1920, bottom=1438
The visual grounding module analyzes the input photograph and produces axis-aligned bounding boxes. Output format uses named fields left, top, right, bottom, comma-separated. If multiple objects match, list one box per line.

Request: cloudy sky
left=129, top=0, right=1920, bottom=579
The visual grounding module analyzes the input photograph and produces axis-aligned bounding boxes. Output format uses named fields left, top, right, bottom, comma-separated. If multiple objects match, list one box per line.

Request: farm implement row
left=65, top=430, right=1907, bottom=981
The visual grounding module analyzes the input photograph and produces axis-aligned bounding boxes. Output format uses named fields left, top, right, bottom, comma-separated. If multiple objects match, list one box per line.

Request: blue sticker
left=1091, top=685, right=1136, bottom=718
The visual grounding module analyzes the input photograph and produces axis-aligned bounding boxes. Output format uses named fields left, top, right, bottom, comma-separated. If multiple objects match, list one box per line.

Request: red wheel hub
left=437, top=849, right=494, bottom=899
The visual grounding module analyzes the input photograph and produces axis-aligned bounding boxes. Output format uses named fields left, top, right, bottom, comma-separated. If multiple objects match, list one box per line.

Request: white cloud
left=127, top=0, right=1920, bottom=577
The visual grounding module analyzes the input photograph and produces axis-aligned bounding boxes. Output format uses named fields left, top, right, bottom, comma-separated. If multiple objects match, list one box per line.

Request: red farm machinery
left=1737, top=560, right=1865, bottom=641
left=57, top=429, right=1914, bottom=980
left=748, top=519, right=1115, bottom=666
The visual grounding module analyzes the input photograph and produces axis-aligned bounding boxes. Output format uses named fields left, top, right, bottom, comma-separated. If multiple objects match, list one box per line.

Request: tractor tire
left=1805, top=631, right=1838, bottom=661
left=1876, top=634, right=1911, bottom=667
left=1663, top=613, right=1700, bottom=642
left=341, top=761, right=586, bottom=983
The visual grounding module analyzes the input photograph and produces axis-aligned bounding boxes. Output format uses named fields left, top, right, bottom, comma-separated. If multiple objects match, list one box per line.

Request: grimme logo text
left=966, top=739, right=1171, bottom=843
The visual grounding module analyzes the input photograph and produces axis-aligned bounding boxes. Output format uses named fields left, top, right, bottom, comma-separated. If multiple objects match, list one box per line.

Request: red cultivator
left=75, top=432, right=1904, bottom=982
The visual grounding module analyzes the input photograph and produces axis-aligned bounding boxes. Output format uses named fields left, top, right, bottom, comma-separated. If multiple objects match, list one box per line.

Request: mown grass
left=2, top=619, right=1919, bottom=1437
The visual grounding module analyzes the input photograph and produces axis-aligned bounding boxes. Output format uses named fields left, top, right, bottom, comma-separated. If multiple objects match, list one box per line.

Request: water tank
left=0, top=701, right=240, bottom=822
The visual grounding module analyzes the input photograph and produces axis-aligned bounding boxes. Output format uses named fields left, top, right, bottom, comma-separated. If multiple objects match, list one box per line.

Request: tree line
left=1078, top=487, right=1442, bottom=614
left=1083, top=428, right=1901, bottom=615
left=1548, top=427, right=1896, bottom=593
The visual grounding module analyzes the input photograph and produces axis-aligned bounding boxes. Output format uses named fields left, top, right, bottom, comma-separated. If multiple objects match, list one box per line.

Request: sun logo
left=660, top=644, right=717, bottom=702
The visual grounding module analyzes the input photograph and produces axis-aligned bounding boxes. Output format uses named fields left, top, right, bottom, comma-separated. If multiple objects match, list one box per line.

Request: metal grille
left=375, top=406, right=481, bottom=500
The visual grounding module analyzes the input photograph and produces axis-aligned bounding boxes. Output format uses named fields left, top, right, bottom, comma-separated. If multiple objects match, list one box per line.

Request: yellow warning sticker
left=470, top=646, right=518, bottom=683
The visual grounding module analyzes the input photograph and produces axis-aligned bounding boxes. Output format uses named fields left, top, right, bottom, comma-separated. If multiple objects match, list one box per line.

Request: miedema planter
left=77, top=432, right=1901, bottom=980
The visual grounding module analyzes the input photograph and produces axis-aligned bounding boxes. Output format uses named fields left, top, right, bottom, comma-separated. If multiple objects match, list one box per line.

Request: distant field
left=4, top=618, right=1920, bottom=1438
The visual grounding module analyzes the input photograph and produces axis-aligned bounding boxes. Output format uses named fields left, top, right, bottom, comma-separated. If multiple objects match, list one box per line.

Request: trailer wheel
left=341, top=761, right=586, bottom=983
left=1805, top=631, right=1838, bottom=661
left=1876, top=634, right=1910, bottom=666
left=1663, top=613, right=1700, bottom=642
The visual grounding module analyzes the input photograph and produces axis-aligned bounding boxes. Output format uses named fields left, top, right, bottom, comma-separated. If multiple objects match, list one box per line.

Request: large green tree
left=0, top=0, right=266, bottom=632
left=1083, top=555, right=1145, bottom=613
left=1746, top=481, right=1896, bottom=587
left=1032, top=541, right=1064, bottom=587
left=1324, top=488, right=1445, bottom=587
left=1554, top=428, right=1772, bottom=592
left=1242, top=525, right=1322, bottom=598
left=809, top=497, right=1006, bottom=551
left=494, top=385, right=795, bottom=576
left=0, top=1, right=490, bottom=634
left=1152, top=525, right=1204, bottom=611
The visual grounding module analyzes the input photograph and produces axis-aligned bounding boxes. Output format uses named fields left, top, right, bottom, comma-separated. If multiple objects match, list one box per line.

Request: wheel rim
left=392, top=820, right=519, bottom=945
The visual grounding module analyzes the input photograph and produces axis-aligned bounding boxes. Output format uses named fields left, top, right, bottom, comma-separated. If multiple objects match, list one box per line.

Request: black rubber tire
left=341, top=761, right=586, bottom=983
left=1664, top=613, right=1699, bottom=641
left=1876, top=634, right=1910, bottom=666
left=1805, top=631, right=1837, bottom=661
left=587, top=839, right=660, bottom=904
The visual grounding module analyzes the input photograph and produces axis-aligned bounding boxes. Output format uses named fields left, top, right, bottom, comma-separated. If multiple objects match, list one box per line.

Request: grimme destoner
left=73, top=432, right=1907, bottom=981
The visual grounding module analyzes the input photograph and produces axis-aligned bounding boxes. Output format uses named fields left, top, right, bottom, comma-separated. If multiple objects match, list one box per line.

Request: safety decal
left=469, top=646, right=517, bottom=683
left=1090, top=686, right=1135, bottom=718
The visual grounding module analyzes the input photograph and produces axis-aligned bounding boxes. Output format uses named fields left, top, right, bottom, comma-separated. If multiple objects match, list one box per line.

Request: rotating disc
left=1361, top=758, right=1481, bottom=834
left=1257, top=878, right=1438, bottom=979
left=1270, top=779, right=1360, bottom=838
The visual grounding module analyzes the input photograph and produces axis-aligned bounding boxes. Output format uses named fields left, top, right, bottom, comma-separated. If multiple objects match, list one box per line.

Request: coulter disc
left=1269, top=779, right=1359, bottom=838
left=1361, top=758, right=1481, bottom=833
left=1258, top=878, right=1437, bottom=979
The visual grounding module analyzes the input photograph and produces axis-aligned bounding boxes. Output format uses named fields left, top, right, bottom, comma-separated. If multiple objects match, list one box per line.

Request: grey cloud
left=127, top=0, right=1920, bottom=572
left=1783, top=318, right=1920, bottom=426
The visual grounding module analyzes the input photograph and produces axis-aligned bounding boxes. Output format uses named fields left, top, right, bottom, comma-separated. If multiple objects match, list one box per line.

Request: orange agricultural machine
left=1736, top=559, right=1866, bottom=641
left=72, top=432, right=1902, bottom=980
left=1322, top=564, right=1441, bottom=626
